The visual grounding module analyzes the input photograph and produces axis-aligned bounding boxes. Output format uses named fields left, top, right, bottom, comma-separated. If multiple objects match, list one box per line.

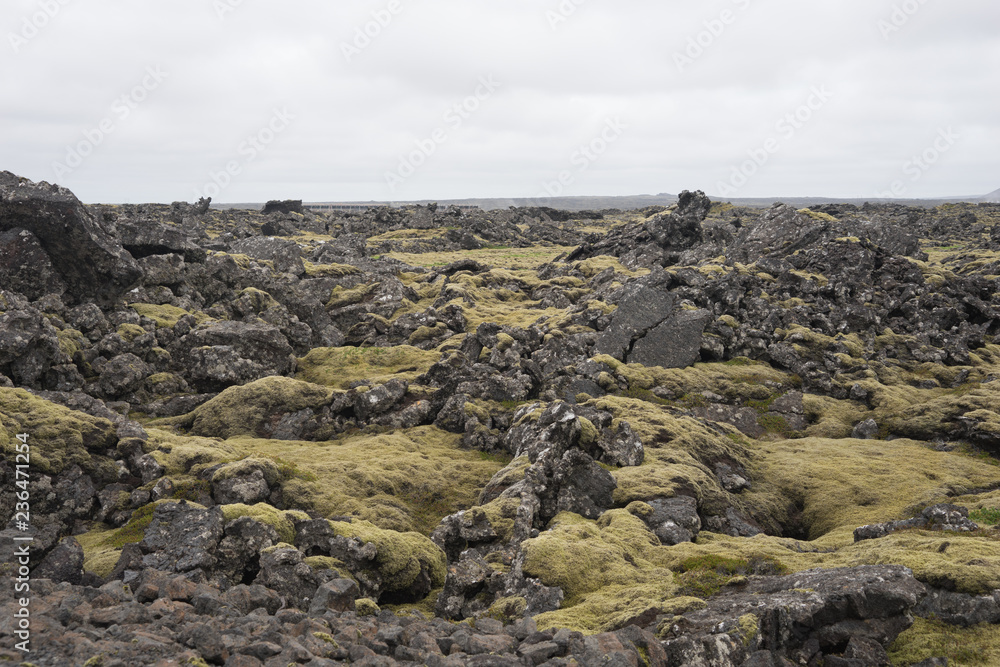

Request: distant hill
left=981, top=188, right=1000, bottom=203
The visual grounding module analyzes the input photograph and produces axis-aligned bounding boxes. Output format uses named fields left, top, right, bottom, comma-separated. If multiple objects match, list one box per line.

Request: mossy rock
left=116, top=323, right=147, bottom=342
left=129, top=303, right=211, bottom=329
left=0, top=388, right=117, bottom=478
left=220, top=503, right=309, bottom=543
left=328, top=518, right=446, bottom=596
left=522, top=510, right=681, bottom=633
left=356, top=598, right=380, bottom=616
left=182, top=376, right=335, bottom=439
left=77, top=500, right=205, bottom=578
left=296, top=345, right=440, bottom=390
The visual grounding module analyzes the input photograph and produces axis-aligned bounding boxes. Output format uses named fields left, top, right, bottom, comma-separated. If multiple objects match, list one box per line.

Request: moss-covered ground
left=28, top=203, right=1000, bottom=653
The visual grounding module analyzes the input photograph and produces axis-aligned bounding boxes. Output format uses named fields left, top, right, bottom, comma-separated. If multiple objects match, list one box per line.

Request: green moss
left=116, top=323, right=147, bottom=342
left=355, top=598, right=380, bottom=616
left=743, top=436, right=1000, bottom=545
left=304, top=556, right=349, bottom=576
left=141, top=428, right=239, bottom=477
left=220, top=503, right=309, bottom=543
left=674, top=554, right=786, bottom=599
left=486, top=596, right=527, bottom=623
left=327, top=519, right=446, bottom=595
left=296, top=345, right=440, bottom=390
left=969, top=507, right=1000, bottom=525
left=248, top=426, right=503, bottom=534
left=302, top=261, right=362, bottom=278
left=129, top=303, right=211, bottom=329
left=57, top=327, right=87, bottom=357
left=735, top=614, right=759, bottom=648
left=212, top=458, right=282, bottom=486
left=889, top=617, right=1000, bottom=666
left=796, top=208, right=838, bottom=223
left=523, top=510, right=682, bottom=633
left=313, top=632, right=340, bottom=647
left=0, top=388, right=117, bottom=477
left=326, top=283, right=378, bottom=309
left=182, top=376, right=335, bottom=439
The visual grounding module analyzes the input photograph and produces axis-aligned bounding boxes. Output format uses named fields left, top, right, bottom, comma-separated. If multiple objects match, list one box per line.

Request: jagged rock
left=309, top=578, right=360, bottom=614
left=729, top=203, right=830, bottom=263
left=31, top=536, right=84, bottom=584
left=116, top=217, right=206, bottom=263
left=138, top=502, right=225, bottom=574
left=643, top=496, right=702, bottom=545
left=661, top=565, right=925, bottom=667
left=852, top=418, right=879, bottom=439
left=352, top=378, right=408, bottom=420
left=253, top=545, right=322, bottom=609
left=262, top=199, right=304, bottom=216
left=230, top=236, right=305, bottom=276
left=855, top=504, right=979, bottom=542
left=0, top=306, right=63, bottom=387
left=98, top=352, right=151, bottom=397
left=0, top=171, right=142, bottom=303
left=213, top=468, right=272, bottom=505
left=0, top=228, right=66, bottom=299
left=178, top=320, right=294, bottom=391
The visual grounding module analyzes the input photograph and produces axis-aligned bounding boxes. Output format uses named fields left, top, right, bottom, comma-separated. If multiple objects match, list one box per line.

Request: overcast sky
left=2, top=0, right=997, bottom=203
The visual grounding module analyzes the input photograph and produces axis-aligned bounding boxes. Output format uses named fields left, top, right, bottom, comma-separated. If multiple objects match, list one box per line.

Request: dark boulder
left=177, top=321, right=295, bottom=391
left=0, top=171, right=141, bottom=303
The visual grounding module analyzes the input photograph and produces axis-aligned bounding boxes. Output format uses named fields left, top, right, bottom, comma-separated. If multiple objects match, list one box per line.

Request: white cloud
left=1, top=0, right=996, bottom=202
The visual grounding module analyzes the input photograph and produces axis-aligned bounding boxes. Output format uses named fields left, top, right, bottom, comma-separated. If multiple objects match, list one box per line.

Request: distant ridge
left=210, top=191, right=1000, bottom=212
left=981, top=188, right=1000, bottom=203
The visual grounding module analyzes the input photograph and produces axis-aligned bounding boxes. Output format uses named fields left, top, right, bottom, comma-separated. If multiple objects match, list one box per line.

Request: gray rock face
left=138, top=502, right=225, bottom=574
left=0, top=171, right=142, bottom=303
left=0, top=228, right=66, bottom=299
left=0, top=305, right=63, bottom=387
left=98, top=352, right=151, bottom=397
left=628, top=307, right=713, bottom=369
left=215, top=516, right=279, bottom=586
left=116, top=217, right=206, bottom=263
left=730, top=203, right=830, bottom=263
left=309, top=578, right=360, bottom=614
left=31, top=536, right=84, bottom=584
left=178, top=320, right=294, bottom=391
left=594, top=275, right=676, bottom=361
left=594, top=271, right=711, bottom=369
left=253, top=545, right=322, bottom=608
left=230, top=236, right=305, bottom=276
left=644, top=496, right=702, bottom=545
left=662, top=565, right=926, bottom=667
left=213, top=468, right=272, bottom=505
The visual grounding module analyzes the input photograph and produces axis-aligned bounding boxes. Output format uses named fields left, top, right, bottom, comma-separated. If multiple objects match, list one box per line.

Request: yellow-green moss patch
left=296, top=345, right=439, bottom=390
